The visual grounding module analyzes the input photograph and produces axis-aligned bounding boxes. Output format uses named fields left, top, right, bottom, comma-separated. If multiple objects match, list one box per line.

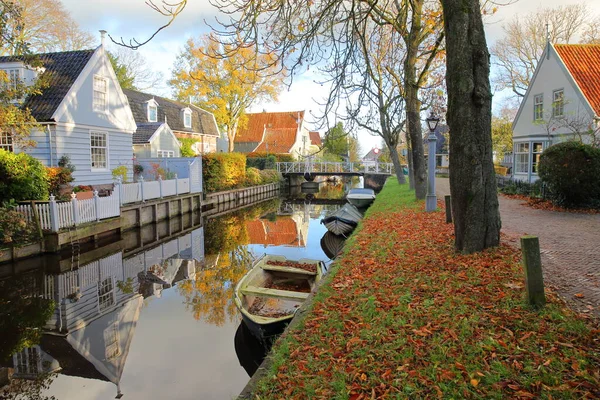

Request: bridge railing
left=276, top=161, right=394, bottom=174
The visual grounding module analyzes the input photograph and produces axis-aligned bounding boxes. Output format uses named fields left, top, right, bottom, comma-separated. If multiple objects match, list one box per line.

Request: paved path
left=436, top=178, right=600, bottom=320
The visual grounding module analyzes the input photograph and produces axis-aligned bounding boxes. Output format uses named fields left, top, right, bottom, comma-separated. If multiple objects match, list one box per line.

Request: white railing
left=16, top=190, right=120, bottom=232
left=276, top=161, right=394, bottom=174
left=117, top=174, right=195, bottom=205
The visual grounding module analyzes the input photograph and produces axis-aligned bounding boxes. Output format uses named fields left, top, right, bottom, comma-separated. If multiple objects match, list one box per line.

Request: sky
left=62, top=0, right=600, bottom=155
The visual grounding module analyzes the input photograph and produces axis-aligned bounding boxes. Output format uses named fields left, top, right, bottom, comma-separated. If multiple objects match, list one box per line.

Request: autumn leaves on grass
left=254, top=180, right=600, bottom=399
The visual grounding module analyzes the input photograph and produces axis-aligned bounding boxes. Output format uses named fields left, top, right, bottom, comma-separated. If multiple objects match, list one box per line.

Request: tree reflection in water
left=178, top=199, right=280, bottom=326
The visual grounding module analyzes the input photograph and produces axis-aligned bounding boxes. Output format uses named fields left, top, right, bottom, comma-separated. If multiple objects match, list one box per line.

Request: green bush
left=247, top=152, right=294, bottom=162
left=0, top=150, right=49, bottom=202
left=259, top=169, right=282, bottom=184
left=112, top=165, right=128, bottom=183
left=0, top=203, right=37, bottom=245
left=245, top=167, right=262, bottom=185
left=202, top=152, right=247, bottom=192
left=538, top=141, right=600, bottom=207
left=46, top=166, right=74, bottom=197
left=246, top=154, right=277, bottom=170
left=499, top=179, right=544, bottom=197
left=180, top=138, right=199, bottom=157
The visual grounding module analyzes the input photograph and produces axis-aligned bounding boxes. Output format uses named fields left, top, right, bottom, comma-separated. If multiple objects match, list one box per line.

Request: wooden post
left=71, top=192, right=79, bottom=226
left=49, top=195, right=59, bottom=232
left=444, top=195, right=452, bottom=223
left=521, top=235, right=546, bottom=308
left=93, top=190, right=100, bottom=221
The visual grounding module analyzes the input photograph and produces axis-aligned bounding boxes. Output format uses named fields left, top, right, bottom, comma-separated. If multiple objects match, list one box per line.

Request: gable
left=254, top=127, right=297, bottom=153
left=554, top=44, right=600, bottom=117
left=52, top=47, right=137, bottom=132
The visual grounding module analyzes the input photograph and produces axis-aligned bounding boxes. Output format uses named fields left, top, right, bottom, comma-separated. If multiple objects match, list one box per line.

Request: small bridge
left=276, top=161, right=394, bottom=176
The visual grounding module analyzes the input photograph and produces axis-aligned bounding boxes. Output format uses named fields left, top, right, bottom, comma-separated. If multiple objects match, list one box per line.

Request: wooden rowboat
left=234, top=255, right=323, bottom=341
left=346, top=188, right=376, bottom=208
left=320, top=203, right=363, bottom=236
left=320, top=231, right=346, bottom=260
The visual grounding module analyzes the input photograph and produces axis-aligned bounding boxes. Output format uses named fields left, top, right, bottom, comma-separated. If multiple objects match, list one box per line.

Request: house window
left=90, top=131, right=108, bottom=169
left=533, top=94, right=543, bottom=121
left=514, top=142, right=529, bottom=173
left=104, top=322, right=121, bottom=360
left=531, top=142, right=544, bottom=174
left=0, top=132, right=12, bottom=151
left=157, top=150, right=174, bottom=158
left=93, top=75, right=108, bottom=112
left=3, top=68, right=21, bottom=90
left=183, top=110, right=192, bottom=128
left=98, top=277, right=115, bottom=312
left=148, top=103, right=158, bottom=122
left=552, top=89, right=564, bottom=118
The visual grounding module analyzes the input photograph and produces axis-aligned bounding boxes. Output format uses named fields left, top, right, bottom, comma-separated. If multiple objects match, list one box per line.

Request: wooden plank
left=241, top=286, right=310, bottom=300
left=260, top=264, right=316, bottom=276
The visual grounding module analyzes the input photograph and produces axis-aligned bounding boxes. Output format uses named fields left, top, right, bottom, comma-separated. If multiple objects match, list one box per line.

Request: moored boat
left=346, top=188, right=376, bottom=208
left=234, top=255, right=323, bottom=341
left=320, top=231, right=346, bottom=260
left=320, top=203, right=363, bottom=236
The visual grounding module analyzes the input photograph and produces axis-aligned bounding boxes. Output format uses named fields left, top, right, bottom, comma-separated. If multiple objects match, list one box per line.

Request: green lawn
left=250, top=179, right=600, bottom=399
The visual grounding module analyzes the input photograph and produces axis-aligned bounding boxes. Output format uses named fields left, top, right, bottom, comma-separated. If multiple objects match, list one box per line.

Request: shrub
left=180, top=138, right=200, bottom=157
left=0, top=150, right=49, bottom=202
left=247, top=152, right=294, bottom=162
left=247, top=154, right=278, bottom=170
left=245, top=167, right=262, bottom=185
left=46, top=167, right=74, bottom=197
left=58, top=154, right=76, bottom=172
left=0, top=203, right=37, bottom=245
left=538, top=141, right=600, bottom=207
left=202, top=153, right=247, bottom=192
left=73, top=185, right=93, bottom=193
left=259, top=169, right=282, bottom=184
left=499, top=179, right=544, bottom=197
left=112, top=165, right=128, bottom=182
left=133, top=164, right=144, bottom=175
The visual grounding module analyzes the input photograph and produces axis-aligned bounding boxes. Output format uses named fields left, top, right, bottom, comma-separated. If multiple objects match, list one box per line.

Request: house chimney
left=99, top=30, right=107, bottom=47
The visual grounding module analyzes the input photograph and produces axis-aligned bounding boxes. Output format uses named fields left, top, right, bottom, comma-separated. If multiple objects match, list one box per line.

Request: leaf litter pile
left=266, top=260, right=318, bottom=273
left=253, top=182, right=600, bottom=399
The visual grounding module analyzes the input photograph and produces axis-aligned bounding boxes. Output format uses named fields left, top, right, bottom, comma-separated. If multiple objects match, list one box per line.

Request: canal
left=0, top=180, right=357, bottom=399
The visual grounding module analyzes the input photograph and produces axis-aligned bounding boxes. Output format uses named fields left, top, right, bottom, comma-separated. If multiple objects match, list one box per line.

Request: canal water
left=0, top=180, right=357, bottom=399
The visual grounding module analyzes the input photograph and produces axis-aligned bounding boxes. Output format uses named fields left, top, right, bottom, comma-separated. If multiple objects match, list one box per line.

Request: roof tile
left=554, top=44, right=600, bottom=116
left=253, top=127, right=297, bottom=153
left=236, top=111, right=304, bottom=143
left=309, top=131, right=322, bottom=146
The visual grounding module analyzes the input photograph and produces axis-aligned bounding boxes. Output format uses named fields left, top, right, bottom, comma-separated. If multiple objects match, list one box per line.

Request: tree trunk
left=404, top=2, right=427, bottom=199
left=407, top=140, right=415, bottom=190
left=441, top=0, right=501, bottom=253
left=388, top=145, right=406, bottom=185
left=227, top=123, right=237, bottom=152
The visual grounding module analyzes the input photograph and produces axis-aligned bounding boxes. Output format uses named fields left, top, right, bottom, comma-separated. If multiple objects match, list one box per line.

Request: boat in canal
left=320, top=203, right=363, bottom=236
left=320, top=231, right=346, bottom=260
left=346, top=188, right=376, bottom=208
left=234, top=255, right=323, bottom=341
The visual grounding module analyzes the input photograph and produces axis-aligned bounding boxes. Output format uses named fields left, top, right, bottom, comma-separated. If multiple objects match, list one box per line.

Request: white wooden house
left=512, top=43, right=600, bottom=183
left=0, top=40, right=137, bottom=186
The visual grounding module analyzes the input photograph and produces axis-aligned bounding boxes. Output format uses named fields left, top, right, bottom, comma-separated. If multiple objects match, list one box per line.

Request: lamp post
left=425, top=112, right=440, bottom=212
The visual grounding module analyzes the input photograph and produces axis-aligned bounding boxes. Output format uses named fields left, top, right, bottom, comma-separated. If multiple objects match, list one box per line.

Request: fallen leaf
left=470, top=379, right=479, bottom=387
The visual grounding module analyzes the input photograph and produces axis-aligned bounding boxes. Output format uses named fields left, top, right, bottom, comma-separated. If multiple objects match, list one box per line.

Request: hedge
left=0, top=149, right=49, bottom=203
left=202, top=152, right=247, bottom=192
left=538, top=141, right=600, bottom=207
left=246, top=154, right=277, bottom=170
left=247, top=152, right=294, bottom=162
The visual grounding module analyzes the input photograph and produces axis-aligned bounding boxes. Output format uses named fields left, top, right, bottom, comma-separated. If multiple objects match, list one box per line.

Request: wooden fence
left=16, top=190, right=120, bottom=232
left=117, top=176, right=193, bottom=205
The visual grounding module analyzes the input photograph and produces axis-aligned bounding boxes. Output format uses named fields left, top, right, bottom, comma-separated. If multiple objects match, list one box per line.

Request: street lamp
left=425, top=112, right=440, bottom=212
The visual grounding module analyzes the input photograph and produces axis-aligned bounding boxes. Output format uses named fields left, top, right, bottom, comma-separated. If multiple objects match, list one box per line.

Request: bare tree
left=491, top=3, right=600, bottom=97
left=109, top=46, right=165, bottom=92
left=1, top=0, right=95, bottom=55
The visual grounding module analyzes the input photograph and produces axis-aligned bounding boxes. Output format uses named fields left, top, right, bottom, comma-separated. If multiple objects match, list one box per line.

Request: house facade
left=0, top=46, right=137, bottom=186
left=233, top=110, right=311, bottom=159
left=124, top=89, right=220, bottom=156
left=512, top=43, right=600, bottom=183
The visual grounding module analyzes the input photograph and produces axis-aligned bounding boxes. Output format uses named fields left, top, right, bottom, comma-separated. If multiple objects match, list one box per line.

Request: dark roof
left=40, top=335, right=110, bottom=382
left=132, top=122, right=162, bottom=144
left=123, top=89, right=219, bottom=137
left=0, top=50, right=96, bottom=122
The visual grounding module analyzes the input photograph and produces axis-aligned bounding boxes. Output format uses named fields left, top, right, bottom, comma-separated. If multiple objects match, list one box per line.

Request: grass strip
left=251, top=178, right=600, bottom=399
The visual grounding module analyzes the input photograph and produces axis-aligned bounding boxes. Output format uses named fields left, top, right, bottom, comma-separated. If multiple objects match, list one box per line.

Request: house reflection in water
left=245, top=210, right=310, bottom=248
left=3, top=227, right=205, bottom=397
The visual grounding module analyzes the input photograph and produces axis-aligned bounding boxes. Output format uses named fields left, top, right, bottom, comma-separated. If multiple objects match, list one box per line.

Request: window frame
left=183, top=110, right=192, bottom=128
left=0, top=131, right=13, bottom=152
left=531, top=142, right=544, bottom=175
left=3, top=68, right=21, bottom=90
left=514, top=142, right=530, bottom=174
left=97, top=276, right=115, bottom=312
left=93, top=75, right=108, bottom=113
left=157, top=149, right=175, bottom=158
left=90, top=130, right=109, bottom=170
left=148, top=103, right=158, bottom=122
left=552, top=89, right=564, bottom=118
left=533, top=93, right=544, bottom=121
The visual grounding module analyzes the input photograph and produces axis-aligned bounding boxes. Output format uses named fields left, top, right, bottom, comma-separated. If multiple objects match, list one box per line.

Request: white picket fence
left=117, top=176, right=194, bottom=205
left=16, top=190, right=120, bottom=232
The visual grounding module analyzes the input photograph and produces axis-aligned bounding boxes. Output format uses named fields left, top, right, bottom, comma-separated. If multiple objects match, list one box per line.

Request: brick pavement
left=435, top=178, right=600, bottom=320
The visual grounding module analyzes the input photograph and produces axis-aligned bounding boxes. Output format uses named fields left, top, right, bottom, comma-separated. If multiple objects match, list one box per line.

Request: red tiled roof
left=554, top=44, right=600, bottom=116
left=245, top=218, right=303, bottom=247
left=253, top=128, right=297, bottom=154
left=309, top=131, right=322, bottom=146
left=236, top=111, right=304, bottom=143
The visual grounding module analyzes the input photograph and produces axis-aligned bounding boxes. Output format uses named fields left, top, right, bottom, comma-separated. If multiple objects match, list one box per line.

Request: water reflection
left=0, top=183, right=347, bottom=399
left=234, top=321, right=271, bottom=377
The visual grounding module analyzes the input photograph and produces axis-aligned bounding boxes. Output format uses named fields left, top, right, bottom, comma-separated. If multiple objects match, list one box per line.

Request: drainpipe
left=46, top=124, right=54, bottom=166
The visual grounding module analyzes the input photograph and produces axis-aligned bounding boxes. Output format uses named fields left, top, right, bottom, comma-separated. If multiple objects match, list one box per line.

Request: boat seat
left=261, top=264, right=317, bottom=276
left=241, top=285, right=310, bottom=300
